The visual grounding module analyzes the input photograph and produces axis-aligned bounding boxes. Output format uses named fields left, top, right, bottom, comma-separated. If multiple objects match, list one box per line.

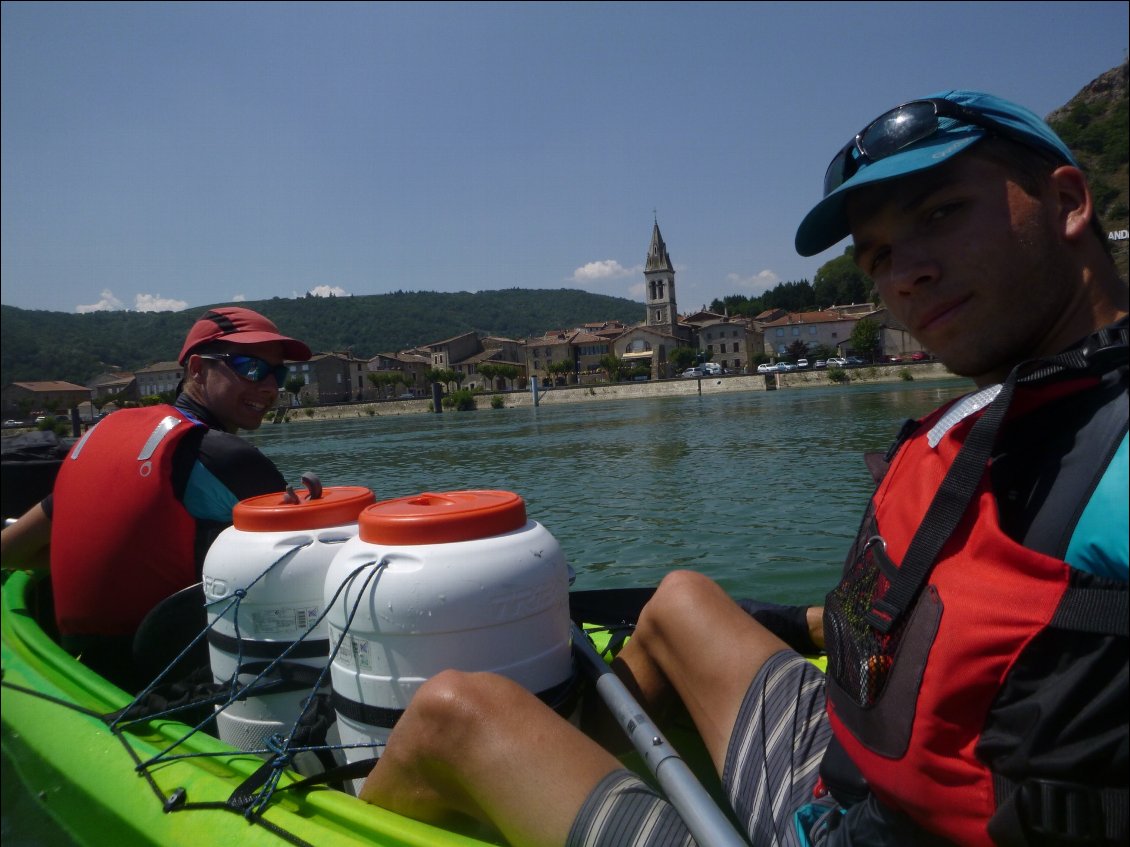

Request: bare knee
left=636, top=569, right=723, bottom=643
left=392, top=669, right=512, bottom=755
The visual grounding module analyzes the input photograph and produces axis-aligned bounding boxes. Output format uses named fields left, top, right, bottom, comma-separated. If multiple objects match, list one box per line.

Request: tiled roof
left=11, top=380, right=90, bottom=391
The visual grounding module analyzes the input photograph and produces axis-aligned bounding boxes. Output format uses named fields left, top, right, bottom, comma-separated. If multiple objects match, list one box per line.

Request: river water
left=247, top=377, right=974, bottom=605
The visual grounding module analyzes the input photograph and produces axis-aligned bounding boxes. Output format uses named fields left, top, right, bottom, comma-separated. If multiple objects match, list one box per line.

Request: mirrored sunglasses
left=822, top=98, right=1033, bottom=197
left=198, top=353, right=289, bottom=385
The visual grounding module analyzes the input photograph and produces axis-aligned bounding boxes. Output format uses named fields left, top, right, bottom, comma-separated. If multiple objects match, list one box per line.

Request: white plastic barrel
left=202, top=484, right=375, bottom=753
left=324, top=490, right=574, bottom=776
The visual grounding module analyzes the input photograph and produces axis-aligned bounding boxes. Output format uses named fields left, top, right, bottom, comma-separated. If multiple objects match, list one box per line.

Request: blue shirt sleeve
left=1066, top=432, right=1128, bottom=581
left=182, top=460, right=242, bottom=523
left=178, top=428, right=287, bottom=523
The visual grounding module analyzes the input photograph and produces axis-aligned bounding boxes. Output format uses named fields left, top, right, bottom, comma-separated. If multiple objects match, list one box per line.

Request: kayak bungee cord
left=228, top=557, right=390, bottom=819
left=0, top=668, right=320, bottom=847
left=115, top=541, right=318, bottom=758
left=4, top=550, right=391, bottom=833
left=117, top=557, right=391, bottom=810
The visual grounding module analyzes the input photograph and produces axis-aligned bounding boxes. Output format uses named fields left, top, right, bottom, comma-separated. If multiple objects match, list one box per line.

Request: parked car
left=845, top=356, right=866, bottom=366
left=681, top=367, right=706, bottom=378
left=3, top=419, right=23, bottom=428
left=814, top=360, right=827, bottom=369
left=700, top=362, right=723, bottom=375
left=909, top=351, right=931, bottom=361
left=826, top=357, right=848, bottom=367
left=777, top=362, right=796, bottom=372
left=756, top=363, right=777, bottom=374
left=795, top=359, right=810, bottom=369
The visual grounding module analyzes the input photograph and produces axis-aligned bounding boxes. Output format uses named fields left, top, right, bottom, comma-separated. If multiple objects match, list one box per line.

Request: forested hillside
left=1, top=288, right=645, bottom=386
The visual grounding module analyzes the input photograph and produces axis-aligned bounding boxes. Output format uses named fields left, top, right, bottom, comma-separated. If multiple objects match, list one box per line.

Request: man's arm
left=1, top=501, right=51, bottom=571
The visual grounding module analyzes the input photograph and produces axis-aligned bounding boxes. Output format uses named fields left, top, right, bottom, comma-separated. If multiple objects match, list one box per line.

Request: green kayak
left=1, top=572, right=672, bottom=847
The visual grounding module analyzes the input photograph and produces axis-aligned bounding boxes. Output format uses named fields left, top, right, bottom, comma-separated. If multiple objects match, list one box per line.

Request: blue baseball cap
left=794, top=90, right=1079, bottom=257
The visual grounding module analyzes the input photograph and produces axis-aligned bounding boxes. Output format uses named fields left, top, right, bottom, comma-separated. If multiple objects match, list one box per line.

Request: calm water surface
left=248, top=378, right=974, bottom=604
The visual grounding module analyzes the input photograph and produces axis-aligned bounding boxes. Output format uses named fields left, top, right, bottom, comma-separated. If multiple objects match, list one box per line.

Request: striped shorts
left=566, top=650, right=834, bottom=847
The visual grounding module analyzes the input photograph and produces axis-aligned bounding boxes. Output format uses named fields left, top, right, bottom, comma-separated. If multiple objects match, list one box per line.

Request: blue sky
left=2, top=2, right=1127, bottom=315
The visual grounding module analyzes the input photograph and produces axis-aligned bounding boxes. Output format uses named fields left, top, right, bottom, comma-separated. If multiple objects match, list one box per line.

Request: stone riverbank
left=278, top=362, right=965, bottom=424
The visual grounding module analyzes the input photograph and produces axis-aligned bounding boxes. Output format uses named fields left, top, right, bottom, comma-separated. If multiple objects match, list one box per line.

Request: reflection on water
left=250, top=378, right=972, bottom=603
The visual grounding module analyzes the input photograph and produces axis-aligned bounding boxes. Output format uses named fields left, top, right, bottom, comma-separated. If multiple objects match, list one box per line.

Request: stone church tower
left=644, top=219, right=679, bottom=336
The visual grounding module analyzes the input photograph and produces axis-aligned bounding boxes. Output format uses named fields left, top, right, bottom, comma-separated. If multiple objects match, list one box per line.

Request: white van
left=701, top=362, right=723, bottom=375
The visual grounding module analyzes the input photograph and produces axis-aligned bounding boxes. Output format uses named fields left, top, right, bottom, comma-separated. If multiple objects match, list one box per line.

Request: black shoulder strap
left=1020, top=344, right=1128, bottom=560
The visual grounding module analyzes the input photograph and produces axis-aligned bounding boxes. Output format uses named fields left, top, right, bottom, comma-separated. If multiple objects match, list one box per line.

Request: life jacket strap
left=992, top=774, right=1129, bottom=844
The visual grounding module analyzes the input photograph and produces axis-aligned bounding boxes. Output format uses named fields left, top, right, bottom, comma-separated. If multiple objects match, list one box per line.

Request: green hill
left=1046, top=61, right=1129, bottom=279
left=0, top=289, right=645, bottom=386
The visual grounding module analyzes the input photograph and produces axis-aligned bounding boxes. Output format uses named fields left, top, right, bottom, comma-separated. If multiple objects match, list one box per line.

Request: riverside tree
left=850, top=317, right=882, bottom=362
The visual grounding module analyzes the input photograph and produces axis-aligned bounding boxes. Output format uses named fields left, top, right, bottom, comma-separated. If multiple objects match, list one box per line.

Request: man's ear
left=1049, top=165, right=1092, bottom=242
left=186, top=355, right=205, bottom=383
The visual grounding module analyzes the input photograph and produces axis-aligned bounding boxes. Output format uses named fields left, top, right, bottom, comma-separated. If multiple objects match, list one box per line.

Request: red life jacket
left=50, top=405, right=202, bottom=637
left=823, top=338, right=1128, bottom=846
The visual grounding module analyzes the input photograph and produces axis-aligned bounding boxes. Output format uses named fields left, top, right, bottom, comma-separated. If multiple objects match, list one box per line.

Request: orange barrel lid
left=358, top=490, right=527, bottom=545
left=233, top=486, right=376, bottom=532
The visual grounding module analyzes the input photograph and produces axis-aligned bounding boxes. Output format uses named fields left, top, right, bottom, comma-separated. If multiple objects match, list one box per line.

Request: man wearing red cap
left=1, top=306, right=311, bottom=689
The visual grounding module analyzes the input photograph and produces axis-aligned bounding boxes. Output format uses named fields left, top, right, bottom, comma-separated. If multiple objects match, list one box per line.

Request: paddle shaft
left=570, top=623, right=749, bottom=847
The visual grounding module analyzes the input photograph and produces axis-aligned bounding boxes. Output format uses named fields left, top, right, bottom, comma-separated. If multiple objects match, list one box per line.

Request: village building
left=367, top=349, right=432, bottom=397
left=290, top=352, right=371, bottom=404
left=134, top=361, right=184, bottom=399
left=761, top=308, right=867, bottom=357
left=87, top=371, right=139, bottom=405
left=2, top=380, right=92, bottom=421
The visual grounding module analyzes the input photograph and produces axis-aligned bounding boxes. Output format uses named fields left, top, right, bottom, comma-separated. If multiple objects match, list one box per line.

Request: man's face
left=191, top=341, right=285, bottom=432
left=846, top=153, right=1074, bottom=386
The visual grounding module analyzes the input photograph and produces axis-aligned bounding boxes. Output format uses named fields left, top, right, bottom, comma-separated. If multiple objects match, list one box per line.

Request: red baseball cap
left=178, top=307, right=312, bottom=364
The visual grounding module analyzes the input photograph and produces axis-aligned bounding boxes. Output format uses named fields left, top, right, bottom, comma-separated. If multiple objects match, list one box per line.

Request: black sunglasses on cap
left=822, top=98, right=1042, bottom=197
left=197, top=353, right=289, bottom=385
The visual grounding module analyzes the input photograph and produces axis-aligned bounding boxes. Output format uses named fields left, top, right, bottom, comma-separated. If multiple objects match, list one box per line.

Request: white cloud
left=75, top=289, right=189, bottom=313
left=75, top=289, right=125, bottom=313
left=570, top=260, right=637, bottom=285
left=232, top=293, right=247, bottom=302
left=307, top=284, right=350, bottom=298
left=726, top=269, right=780, bottom=296
left=134, top=293, right=188, bottom=312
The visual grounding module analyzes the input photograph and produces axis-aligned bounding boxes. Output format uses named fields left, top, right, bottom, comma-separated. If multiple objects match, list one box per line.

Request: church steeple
left=645, top=218, right=674, bottom=273
left=644, top=217, right=678, bottom=335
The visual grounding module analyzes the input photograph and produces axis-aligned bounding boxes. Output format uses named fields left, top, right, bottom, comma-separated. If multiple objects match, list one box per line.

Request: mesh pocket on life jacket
left=825, top=508, right=906, bottom=708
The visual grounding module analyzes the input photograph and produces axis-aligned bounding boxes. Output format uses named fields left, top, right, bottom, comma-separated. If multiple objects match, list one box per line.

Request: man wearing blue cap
left=359, top=92, right=1127, bottom=846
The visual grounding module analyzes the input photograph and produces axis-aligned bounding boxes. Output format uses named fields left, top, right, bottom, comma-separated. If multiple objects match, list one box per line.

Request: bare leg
left=361, top=571, right=793, bottom=842
left=613, top=569, right=791, bottom=773
left=360, top=669, right=622, bottom=847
